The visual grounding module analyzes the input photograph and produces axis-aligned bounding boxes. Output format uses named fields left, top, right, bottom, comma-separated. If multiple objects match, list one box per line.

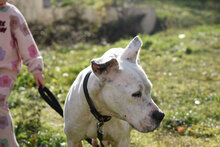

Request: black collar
left=83, top=71, right=111, bottom=147
left=83, top=71, right=112, bottom=123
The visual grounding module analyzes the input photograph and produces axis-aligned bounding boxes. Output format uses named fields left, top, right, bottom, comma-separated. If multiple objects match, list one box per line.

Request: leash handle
left=38, top=86, right=63, bottom=117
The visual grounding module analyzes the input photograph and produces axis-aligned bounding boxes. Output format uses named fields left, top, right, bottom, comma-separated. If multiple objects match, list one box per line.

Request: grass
left=9, top=24, right=220, bottom=146
left=7, top=0, right=220, bottom=147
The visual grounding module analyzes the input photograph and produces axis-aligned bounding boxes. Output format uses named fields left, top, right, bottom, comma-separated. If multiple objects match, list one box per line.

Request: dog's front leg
left=67, top=141, right=83, bottom=147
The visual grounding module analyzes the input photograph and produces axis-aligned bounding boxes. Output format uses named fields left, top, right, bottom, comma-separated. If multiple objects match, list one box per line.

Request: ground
left=8, top=0, right=220, bottom=146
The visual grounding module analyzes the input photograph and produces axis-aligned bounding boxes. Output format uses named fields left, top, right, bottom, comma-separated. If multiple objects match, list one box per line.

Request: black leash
left=83, top=71, right=112, bottom=147
left=38, top=86, right=63, bottom=117
left=38, top=86, right=95, bottom=146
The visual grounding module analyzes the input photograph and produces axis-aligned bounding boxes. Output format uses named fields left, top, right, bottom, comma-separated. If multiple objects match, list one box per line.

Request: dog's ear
left=120, top=36, right=142, bottom=64
left=91, top=58, right=119, bottom=79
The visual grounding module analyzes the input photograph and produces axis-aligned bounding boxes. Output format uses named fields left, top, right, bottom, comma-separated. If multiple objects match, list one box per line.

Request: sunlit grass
left=8, top=23, right=220, bottom=146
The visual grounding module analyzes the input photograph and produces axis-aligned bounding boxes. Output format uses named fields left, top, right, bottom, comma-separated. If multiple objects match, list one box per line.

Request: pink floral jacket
left=0, top=3, right=43, bottom=75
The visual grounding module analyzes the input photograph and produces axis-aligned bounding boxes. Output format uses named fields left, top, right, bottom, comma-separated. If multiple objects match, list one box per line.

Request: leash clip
left=97, top=121, right=105, bottom=147
left=97, top=121, right=104, bottom=134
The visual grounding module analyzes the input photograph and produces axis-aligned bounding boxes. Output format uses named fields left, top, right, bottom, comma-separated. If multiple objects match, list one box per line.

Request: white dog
left=64, top=36, right=164, bottom=147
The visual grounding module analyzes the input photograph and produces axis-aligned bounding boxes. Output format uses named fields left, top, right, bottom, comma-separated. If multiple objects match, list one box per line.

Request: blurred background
left=11, top=0, right=220, bottom=45
left=7, top=0, right=220, bottom=146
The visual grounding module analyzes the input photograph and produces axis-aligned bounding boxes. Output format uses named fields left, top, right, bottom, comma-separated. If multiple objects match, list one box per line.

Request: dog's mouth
left=129, top=121, right=161, bottom=133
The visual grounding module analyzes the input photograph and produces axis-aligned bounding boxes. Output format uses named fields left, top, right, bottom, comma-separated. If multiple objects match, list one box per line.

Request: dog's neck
left=86, top=72, right=119, bottom=118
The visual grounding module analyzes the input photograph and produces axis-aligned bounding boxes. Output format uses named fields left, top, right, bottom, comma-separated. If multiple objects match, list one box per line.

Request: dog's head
left=91, top=36, right=164, bottom=132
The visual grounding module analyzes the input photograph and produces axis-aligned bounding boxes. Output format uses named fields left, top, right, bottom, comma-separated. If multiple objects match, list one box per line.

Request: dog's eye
left=132, top=91, right=142, bottom=98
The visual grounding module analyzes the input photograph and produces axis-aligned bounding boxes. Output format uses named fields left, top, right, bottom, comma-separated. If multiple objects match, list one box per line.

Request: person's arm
left=11, top=6, right=45, bottom=87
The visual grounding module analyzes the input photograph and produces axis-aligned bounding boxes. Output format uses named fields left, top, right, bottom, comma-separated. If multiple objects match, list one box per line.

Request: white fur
left=64, top=36, right=164, bottom=147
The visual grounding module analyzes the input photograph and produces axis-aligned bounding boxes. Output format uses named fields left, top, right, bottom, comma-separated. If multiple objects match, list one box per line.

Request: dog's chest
left=85, top=118, right=131, bottom=141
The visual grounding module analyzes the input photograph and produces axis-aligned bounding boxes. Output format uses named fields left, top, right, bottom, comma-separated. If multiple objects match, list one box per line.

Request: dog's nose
left=151, top=111, right=165, bottom=122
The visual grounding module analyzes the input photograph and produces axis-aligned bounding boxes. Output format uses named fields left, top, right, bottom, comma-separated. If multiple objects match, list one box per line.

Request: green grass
left=8, top=0, right=220, bottom=146
left=9, top=24, right=220, bottom=146
left=145, top=0, right=220, bottom=27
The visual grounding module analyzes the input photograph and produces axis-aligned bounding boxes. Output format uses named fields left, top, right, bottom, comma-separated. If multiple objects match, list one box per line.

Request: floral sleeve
left=10, top=7, right=43, bottom=75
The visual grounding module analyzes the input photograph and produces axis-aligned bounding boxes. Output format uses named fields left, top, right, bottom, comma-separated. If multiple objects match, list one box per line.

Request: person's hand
left=34, top=73, right=45, bottom=88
